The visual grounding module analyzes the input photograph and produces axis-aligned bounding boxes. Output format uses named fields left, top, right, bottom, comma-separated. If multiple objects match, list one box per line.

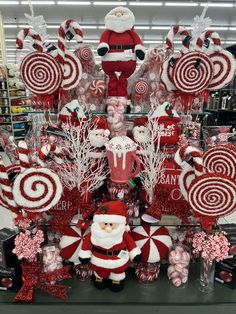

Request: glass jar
left=198, top=256, right=215, bottom=293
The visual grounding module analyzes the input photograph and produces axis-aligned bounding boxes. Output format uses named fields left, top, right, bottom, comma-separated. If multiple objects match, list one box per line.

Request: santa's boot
left=93, top=275, right=108, bottom=289
left=109, top=279, right=125, bottom=292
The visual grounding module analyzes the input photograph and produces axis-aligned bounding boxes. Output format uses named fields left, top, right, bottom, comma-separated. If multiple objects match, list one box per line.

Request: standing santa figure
left=98, top=7, right=145, bottom=97
left=78, top=200, right=141, bottom=292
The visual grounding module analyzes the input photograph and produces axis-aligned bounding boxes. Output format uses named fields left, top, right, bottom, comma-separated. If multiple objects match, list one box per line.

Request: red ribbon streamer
left=14, top=262, right=71, bottom=302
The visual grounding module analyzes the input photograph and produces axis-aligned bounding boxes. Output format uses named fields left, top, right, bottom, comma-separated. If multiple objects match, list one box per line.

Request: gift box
left=0, top=228, right=19, bottom=268
left=215, top=259, right=236, bottom=289
left=220, top=224, right=236, bottom=258
left=0, top=266, right=22, bottom=291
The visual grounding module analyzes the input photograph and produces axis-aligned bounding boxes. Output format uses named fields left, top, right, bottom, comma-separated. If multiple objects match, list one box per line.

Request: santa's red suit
left=98, top=7, right=145, bottom=97
left=78, top=201, right=141, bottom=282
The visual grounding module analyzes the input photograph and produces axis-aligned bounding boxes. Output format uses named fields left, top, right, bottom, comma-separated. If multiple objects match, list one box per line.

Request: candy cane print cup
left=106, top=136, right=141, bottom=183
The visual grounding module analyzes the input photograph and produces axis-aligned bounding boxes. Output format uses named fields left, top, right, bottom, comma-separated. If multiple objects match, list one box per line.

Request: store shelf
left=11, top=113, right=27, bottom=116
left=13, top=136, right=25, bottom=139
left=0, top=113, right=11, bottom=116
left=13, top=128, right=25, bottom=131
left=12, top=120, right=27, bottom=123
left=10, top=96, right=27, bottom=100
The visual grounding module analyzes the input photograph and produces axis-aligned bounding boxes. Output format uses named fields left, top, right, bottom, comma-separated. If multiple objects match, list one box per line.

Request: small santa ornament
left=98, top=6, right=145, bottom=97
left=78, top=200, right=141, bottom=292
left=132, top=116, right=149, bottom=146
left=88, top=116, right=110, bottom=149
left=150, top=102, right=180, bottom=146
left=58, top=99, right=86, bottom=126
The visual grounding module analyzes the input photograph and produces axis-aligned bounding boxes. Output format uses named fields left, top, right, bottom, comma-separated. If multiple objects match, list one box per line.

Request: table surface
left=0, top=266, right=236, bottom=314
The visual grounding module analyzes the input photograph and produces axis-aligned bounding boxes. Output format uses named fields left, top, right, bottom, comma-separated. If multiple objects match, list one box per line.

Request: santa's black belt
left=109, top=45, right=135, bottom=50
left=92, top=246, right=123, bottom=257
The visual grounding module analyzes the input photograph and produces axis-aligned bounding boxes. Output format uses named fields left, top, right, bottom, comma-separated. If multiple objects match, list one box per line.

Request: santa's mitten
left=133, top=254, right=142, bottom=263
left=136, top=49, right=145, bottom=61
left=98, top=47, right=108, bottom=56
left=79, top=257, right=90, bottom=265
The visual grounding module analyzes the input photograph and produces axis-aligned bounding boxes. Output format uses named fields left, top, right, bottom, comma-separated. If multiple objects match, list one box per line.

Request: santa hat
left=133, top=116, right=148, bottom=128
left=93, top=200, right=128, bottom=225
left=59, top=100, right=86, bottom=126
left=91, top=116, right=110, bottom=137
left=150, top=102, right=180, bottom=122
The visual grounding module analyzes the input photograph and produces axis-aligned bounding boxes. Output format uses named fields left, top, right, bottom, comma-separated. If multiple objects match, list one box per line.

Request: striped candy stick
left=165, top=25, right=191, bottom=54
left=37, top=144, right=63, bottom=167
left=16, top=27, right=44, bottom=52
left=196, top=30, right=222, bottom=51
left=18, top=140, right=30, bottom=172
left=57, top=19, right=83, bottom=65
left=174, top=145, right=204, bottom=177
left=0, top=157, right=18, bottom=213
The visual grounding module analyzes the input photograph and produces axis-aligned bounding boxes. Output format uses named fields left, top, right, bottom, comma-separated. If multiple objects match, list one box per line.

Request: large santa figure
left=78, top=200, right=141, bottom=292
left=97, top=6, right=145, bottom=97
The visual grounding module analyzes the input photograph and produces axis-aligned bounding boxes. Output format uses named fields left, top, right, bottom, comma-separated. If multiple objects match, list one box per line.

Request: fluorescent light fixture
left=225, top=41, right=236, bottom=44
left=93, top=1, right=127, bottom=5
left=229, top=27, right=236, bottom=31
left=46, top=25, right=59, bottom=29
left=83, top=39, right=99, bottom=43
left=57, top=1, right=91, bottom=4
left=207, top=27, right=229, bottom=31
left=21, top=1, right=55, bottom=4
left=4, top=25, right=18, bottom=28
left=0, top=1, right=19, bottom=4
left=143, top=40, right=163, bottom=43
left=5, top=39, right=17, bottom=42
left=19, top=25, right=32, bottom=28
left=165, top=2, right=198, bottom=6
left=81, top=25, right=97, bottom=29
left=129, top=2, right=163, bottom=6
left=98, top=25, right=106, bottom=29
left=135, top=26, right=150, bottom=30
left=151, top=26, right=170, bottom=30
left=6, top=48, right=28, bottom=51
left=200, top=2, right=234, bottom=7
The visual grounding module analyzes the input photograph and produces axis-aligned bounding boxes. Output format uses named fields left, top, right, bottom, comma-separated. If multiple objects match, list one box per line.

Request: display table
left=0, top=266, right=236, bottom=314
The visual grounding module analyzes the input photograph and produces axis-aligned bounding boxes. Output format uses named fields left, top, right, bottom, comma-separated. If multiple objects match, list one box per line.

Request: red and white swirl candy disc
left=60, top=225, right=90, bottom=263
left=173, top=51, right=214, bottom=94
left=131, top=226, right=172, bottom=263
left=203, top=145, right=236, bottom=180
left=20, top=52, right=62, bottom=95
left=90, top=80, right=106, bottom=97
left=208, top=50, right=236, bottom=90
left=134, top=79, right=149, bottom=95
left=62, top=51, right=82, bottom=90
left=78, top=46, right=93, bottom=62
left=12, top=168, right=62, bottom=213
left=188, top=173, right=236, bottom=218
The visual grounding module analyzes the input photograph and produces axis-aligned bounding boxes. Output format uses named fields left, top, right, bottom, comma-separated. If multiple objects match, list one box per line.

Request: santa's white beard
left=91, top=222, right=125, bottom=249
left=105, top=10, right=135, bottom=33
left=133, top=127, right=149, bottom=144
left=88, top=132, right=107, bottom=148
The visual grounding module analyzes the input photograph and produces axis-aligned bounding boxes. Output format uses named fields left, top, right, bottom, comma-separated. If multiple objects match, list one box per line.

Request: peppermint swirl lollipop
left=13, top=168, right=62, bottom=213
left=89, top=80, right=106, bottom=97
left=189, top=173, right=236, bottom=218
left=79, top=46, right=93, bottom=61
left=203, top=145, right=236, bottom=180
left=134, top=80, right=149, bottom=95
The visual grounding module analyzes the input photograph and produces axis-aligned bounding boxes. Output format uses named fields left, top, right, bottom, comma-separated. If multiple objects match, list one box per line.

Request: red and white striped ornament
left=196, top=30, right=236, bottom=90
left=131, top=226, right=172, bottom=263
left=60, top=225, right=90, bottom=263
left=0, top=157, right=18, bottom=213
left=36, top=144, right=63, bottom=167
left=16, top=28, right=43, bottom=52
left=165, top=25, right=190, bottom=54
left=203, top=144, right=236, bottom=180
left=78, top=46, right=93, bottom=62
left=12, top=168, right=62, bottom=213
left=89, top=80, right=106, bottom=97
left=188, top=173, right=236, bottom=218
left=18, top=140, right=30, bottom=172
left=134, top=79, right=149, bottom=95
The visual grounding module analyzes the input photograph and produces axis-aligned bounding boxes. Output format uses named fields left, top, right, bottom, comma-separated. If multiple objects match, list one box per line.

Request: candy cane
left=166, top=25, right=191, bottom=54
left=37, top=144, right=63, bottom=167
left=0, top=157, right=18, bottom=213
left=16, top=27, right=43, bottom=52
left=57, top=19, right=83, bottom=65
left=18, top=141, right=30, bottom=172
left=174, top=146, right=203, bottom=177
left=196, top=30, right=221, bottom=51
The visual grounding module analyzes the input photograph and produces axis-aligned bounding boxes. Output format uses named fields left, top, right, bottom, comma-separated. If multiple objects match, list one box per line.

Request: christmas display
left=0, top=3, right=236, bottom=304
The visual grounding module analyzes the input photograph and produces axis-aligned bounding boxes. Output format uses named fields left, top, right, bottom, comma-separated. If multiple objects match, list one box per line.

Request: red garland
left=14, top=262, right=71, bottom=302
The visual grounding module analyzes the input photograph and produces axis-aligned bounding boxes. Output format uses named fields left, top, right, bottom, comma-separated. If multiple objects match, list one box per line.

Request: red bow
left=14, top=262, right=71, bottom=302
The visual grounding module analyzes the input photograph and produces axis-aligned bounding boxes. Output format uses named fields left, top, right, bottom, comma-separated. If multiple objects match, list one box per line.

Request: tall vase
left=198, top=256, right=215, bottom=293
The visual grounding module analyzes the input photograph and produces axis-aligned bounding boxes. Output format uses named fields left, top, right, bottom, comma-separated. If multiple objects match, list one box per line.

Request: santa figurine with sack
left=98, top=6, right=145, bottom=98
left=78, top=200, right=141, bottom=292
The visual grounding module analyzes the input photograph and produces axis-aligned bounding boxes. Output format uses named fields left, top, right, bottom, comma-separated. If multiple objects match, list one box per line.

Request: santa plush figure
left=98, top=7, right=145, bottom=97
left=88, top=116, right=110, bottom=149
left=150, top=102, right=181, bottom=146
left=132, top=116, right=149, bottom=146
left=78, top=200, right=141, bottom=292
left=58, top=99, right=86, bottom=126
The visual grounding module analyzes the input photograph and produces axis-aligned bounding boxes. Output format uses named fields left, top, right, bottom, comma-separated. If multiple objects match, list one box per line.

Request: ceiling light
left=93, top=1, right=127, bottom=5
left=4, top=25, right=18, bottom=28
left=165, top=2, right=198, bottom=6
left=5, top=39, right=17, bottom=42
left=143, top=40, right=163, bottom=44
left=206, top=27, right=229, bottom=31
left=0, top=1, right=19, bottom=4
left=46, top=25, right=59, bottom=29
left=98, top=26, right=106, bottom=29
left=225, top=41, right=236, bottom=44
left=200, top=2, right=234, bottom=7
left=83, top=39, right=99, bottom=43
left=135, top=26, right=150, bottom=30
left=129, top=1, right=163, bottom=5
left=81, top=25, right=97, bottom=29
left=21, top=1, right=55, bottom=4
left=229, top=27, right=236, bottom=31
left=57, top=1, right=91, bottom=4
left=151, top=26, right=170, bottom=30
left=18, top=25, right=32, bottom=28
